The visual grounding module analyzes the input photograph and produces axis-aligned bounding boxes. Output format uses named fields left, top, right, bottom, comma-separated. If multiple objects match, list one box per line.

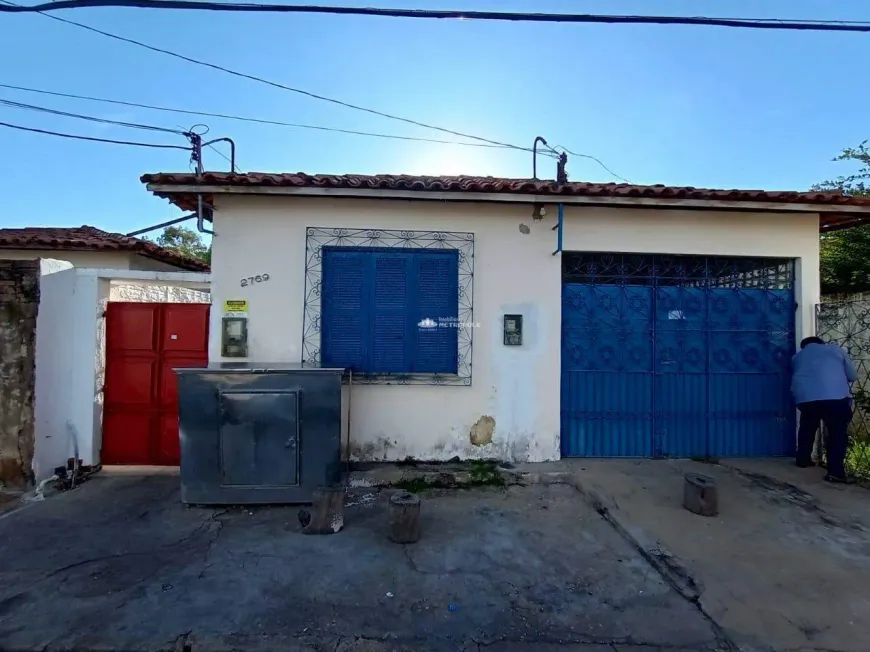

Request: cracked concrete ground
left=0, top=474, right=724, bottom=652
left=572, top=458, right=870, bottom=652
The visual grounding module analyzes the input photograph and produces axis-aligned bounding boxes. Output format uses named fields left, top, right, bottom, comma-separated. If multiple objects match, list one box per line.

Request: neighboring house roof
left=0, top=225, right=210, bottom=272
left=141, top=172, right=870, bottom=232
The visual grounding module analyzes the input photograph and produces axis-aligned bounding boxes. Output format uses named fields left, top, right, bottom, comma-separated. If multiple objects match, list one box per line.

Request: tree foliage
left=152, top=225, right=211, bottom=265
left=815, top=141, right=870, bottom=295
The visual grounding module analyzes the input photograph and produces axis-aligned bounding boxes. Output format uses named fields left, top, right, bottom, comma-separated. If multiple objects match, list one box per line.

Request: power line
left=0, top=82, right=630, bottom=181
left=0, top=96, right=185, bottom=134
left=0, top=2, right=633, bottom=180
left=3, top=1, right=870, bottom=32
left=0, top=0, right=552, bottom=155
left=550, top=145, right=632, bottom=184
left=0, top=119, right=190, bottom=148
left=0, top=83, right=525, bottom=150
left=206, top=142, right=237, bottom=171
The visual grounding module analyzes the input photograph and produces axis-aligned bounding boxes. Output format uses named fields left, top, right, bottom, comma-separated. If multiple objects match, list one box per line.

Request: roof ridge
left=78, top=224, right=111, bottom=236
left=79, top=224, right=139, bottom=240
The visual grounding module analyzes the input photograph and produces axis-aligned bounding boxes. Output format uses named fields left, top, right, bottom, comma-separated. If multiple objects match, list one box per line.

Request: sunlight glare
left=400, top=144, right=499, bottom=177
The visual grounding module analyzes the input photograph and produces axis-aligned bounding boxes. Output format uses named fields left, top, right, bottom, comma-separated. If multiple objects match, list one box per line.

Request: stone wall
left=0, top=260, right=39, bottom=487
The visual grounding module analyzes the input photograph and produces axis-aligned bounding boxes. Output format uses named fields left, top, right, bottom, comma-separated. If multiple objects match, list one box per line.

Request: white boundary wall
left=32, top=267, right=210, bottom=481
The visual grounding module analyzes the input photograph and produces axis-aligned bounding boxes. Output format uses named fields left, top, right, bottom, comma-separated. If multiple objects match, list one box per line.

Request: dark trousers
left=797, top=398, right=852, bottom=478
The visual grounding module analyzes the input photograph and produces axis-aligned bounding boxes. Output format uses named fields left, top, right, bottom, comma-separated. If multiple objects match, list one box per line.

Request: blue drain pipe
left=552, top=203, right=564, bottom=255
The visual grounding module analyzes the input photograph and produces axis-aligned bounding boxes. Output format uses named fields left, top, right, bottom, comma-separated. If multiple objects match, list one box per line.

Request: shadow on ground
left=0, top=475, right=722, bottom=652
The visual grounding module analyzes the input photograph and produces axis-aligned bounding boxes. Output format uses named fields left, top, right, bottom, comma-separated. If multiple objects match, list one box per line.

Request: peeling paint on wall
left=348, top=436, right=398, bottom=462
left=469, top=416, right=496, bottom=446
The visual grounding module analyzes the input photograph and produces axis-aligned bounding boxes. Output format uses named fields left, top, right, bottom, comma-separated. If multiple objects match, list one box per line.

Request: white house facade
left=143, top=172, right=870, bottom=462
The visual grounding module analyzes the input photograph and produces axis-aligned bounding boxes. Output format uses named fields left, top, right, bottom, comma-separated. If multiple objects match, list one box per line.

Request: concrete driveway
left=0, top=473, right=723, bottom=652
left=573, top=459, right=870, bottom=652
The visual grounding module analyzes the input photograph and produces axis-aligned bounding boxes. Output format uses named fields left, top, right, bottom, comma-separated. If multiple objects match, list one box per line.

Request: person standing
left=792, top=336, right=858, bottom=484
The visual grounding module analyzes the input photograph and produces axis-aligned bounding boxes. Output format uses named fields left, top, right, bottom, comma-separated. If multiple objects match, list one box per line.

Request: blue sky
left=0, top=0, right=868, bottom=234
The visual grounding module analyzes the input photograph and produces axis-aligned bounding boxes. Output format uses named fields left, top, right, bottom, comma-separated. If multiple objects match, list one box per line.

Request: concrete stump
left=683, top=472, right=718, bottom=517
left=388, top=492, right=421, bottom=543
left=300, top=485, right=345, bottom=534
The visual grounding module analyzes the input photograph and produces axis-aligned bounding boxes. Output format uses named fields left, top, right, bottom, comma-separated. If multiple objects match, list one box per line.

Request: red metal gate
left=102, top=303, right=209, bottom=465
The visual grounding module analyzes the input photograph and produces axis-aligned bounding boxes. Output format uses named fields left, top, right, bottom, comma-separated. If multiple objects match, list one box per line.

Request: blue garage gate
left=561, top=253, right=796, bottom=458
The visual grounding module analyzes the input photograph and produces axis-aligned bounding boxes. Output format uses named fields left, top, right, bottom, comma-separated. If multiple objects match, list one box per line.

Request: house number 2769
left=240, top=274, right=270, bottom=287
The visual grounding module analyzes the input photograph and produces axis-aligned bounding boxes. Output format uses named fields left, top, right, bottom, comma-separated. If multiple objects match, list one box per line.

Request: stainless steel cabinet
left=175, top=363, right=343, bottom=504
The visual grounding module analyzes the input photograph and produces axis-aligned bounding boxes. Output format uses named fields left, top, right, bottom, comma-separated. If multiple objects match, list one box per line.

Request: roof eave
left=0, top=241, right=208, bottom=272
left=146, top=182, right=870, bottom=216
left=131, top=252, right=210, bottom=272
left=819, top=214, right=870, bottom=232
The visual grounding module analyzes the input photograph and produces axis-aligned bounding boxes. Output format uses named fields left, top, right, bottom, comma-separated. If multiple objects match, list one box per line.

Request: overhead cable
left=206, top=142, right=238, bottom=171
left=0, top=83, right=630, bottom=180
left=1, top=1, right=631, bottom=179
left=2, top=1, right=870, bottom=32
left=0, top=0, right=555, bottom=157
left=550, top=145, right=632, bottom=184
left=0, top=96, right=185, bottom=134
left=0, top=120, right=190, bottom=148
left=0, top=83, right=524, bottom=150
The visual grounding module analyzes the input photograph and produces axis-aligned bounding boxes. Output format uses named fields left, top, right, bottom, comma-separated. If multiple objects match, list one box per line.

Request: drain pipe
left=196, top=194, right=214, bottom=236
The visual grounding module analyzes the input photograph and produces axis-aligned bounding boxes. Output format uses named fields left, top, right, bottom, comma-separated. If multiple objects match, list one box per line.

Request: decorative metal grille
left=817, top=297, right=870, bottom=479
left=561, top=252, right=796, bottom=458
left=302, top=227, right=474, bottom=385
left=563, top=253, right=795, bottom=289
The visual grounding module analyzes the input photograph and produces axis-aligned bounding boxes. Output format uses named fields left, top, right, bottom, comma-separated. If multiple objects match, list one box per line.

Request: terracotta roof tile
left=140, top=171, right=870, bottom=207
left=0, top=225, right=210, bottom=272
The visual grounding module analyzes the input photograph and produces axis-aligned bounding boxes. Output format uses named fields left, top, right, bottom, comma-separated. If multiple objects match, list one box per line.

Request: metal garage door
left=560, top=253, right=795, bottom=458
left=103, top=303, right=209, bottom=465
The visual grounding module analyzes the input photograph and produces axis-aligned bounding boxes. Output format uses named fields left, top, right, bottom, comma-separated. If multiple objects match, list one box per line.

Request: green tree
left=152, top=225, right=211, bottom=265
left=815, top=141, right=870, bottom=294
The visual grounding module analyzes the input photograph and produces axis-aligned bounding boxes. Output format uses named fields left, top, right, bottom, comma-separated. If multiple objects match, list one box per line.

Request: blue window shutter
left=371, top=253, right=412, bottom=372
left=322, top=247, right=459, bottom=376
left=413, top=251, right=459, bottom=373
left=321, top=250, right=368, bottom=371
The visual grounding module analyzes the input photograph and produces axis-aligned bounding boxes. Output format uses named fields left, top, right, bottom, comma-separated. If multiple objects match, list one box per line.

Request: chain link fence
left=817, top=296, right=870, bottom=480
